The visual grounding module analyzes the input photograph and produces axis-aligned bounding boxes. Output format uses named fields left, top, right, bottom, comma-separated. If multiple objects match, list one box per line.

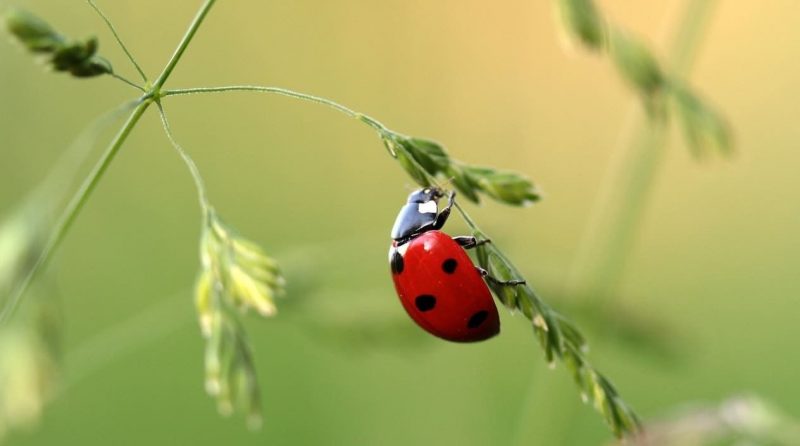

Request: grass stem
left=152, top=0, right=217, bottom=91
left=156, top=103, right=211, bottom=211
left=163, top=86, right=391, bottom=133
left=109, top=72, right=145, bottom=92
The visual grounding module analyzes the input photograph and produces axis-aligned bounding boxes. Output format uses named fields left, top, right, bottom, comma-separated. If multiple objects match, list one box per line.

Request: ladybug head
left=406, top=187, right=444, bottom=204
left=391, top=187, right=444, bottom=242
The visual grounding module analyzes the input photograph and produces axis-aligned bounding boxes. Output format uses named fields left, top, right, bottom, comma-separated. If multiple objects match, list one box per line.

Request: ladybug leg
left=453, top=236, right=492, bottom=250
left=476, top=267, right=526, bottom=286
left=432, top=190, right=456, bottom=230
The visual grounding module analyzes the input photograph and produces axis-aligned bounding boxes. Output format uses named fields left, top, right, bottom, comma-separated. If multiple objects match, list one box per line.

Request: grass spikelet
left=193, top=209, right=283, bottom=427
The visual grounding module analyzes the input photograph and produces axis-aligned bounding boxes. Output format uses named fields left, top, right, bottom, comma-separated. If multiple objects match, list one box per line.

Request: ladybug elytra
left=388, top=187, right=524, bottom=343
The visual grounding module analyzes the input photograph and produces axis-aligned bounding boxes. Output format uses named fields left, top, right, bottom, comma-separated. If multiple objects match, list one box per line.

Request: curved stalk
left=163, top=86, right=391, bottom=133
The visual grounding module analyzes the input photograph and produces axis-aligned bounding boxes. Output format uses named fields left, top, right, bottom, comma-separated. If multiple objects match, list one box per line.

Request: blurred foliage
left=618, top=396, right=800, bottom=446
left=556, top=0, right=732, bottom=157
left=0, top=210, right=60, bottom=443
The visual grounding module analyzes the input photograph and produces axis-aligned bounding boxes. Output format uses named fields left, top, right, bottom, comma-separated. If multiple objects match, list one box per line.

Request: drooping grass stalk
left=0, top=0, right=219, bottom=324
left=164, top=85, right=641, bottom=437
left=162, top=86, right=391, bottom=134
left=568, top=0, right=720, bottom=304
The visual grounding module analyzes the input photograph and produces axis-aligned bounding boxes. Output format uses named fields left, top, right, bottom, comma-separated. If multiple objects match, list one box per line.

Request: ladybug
left=388, top=187, right=524, bottom=342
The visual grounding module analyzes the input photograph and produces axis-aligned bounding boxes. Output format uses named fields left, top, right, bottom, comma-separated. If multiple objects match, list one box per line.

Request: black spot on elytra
left=390, top=250, right=404, bottom=274
left=467, top=310, right=488, bottom=329
left=415, top=295, right=436, bottom=312
left=442, top=258, right=458, bottom=274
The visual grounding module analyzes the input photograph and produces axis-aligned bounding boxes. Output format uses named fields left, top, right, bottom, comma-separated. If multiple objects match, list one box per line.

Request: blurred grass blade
left=552, top=0, right=733, bottom=156
left=621, top=395, right=800, bottom=446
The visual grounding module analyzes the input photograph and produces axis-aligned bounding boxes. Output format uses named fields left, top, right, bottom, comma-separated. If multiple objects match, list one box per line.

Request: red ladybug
left=388, top=187, right=524, bottom=342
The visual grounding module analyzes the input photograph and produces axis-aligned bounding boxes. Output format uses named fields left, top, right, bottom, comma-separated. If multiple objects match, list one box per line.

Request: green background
left=1, top=0, right=799, bottom=444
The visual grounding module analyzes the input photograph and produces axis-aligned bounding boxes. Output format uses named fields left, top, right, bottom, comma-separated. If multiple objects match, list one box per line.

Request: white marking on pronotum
left=397, top=243, right=409, bottom=256
left=388, top=243, right=410, bottom=262
left=418, top=200, right=437, bottom=214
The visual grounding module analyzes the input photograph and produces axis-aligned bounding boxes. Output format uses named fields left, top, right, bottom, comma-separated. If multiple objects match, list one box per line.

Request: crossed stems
left=0, top=0, right=485, bottom=324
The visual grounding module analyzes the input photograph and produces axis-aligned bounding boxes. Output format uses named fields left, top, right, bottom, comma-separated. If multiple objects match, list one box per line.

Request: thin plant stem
left=109, top=72, right=145, bottom=92
left=163, top=86, right=391, bottom=133
left=87, top=0, right=148, bottom=83
left=0, top=100, right=152, bottom=324
left=152, top=0, right=217, bottom=92
left=568, top=0, right=719, bottom=304
left=156, top=102, right=211, bottom=212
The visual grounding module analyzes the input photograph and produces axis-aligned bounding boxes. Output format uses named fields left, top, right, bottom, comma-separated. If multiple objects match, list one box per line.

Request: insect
left=388, top=187, right=525, bottom=342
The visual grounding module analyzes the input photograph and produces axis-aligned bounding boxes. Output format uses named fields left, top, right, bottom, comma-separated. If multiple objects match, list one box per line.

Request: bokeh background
left=2, top=0, right=799, bottom=444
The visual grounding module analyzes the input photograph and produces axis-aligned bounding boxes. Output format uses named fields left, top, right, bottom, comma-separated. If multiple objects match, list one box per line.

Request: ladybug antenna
left=440, top=176, right=456, bottom=190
